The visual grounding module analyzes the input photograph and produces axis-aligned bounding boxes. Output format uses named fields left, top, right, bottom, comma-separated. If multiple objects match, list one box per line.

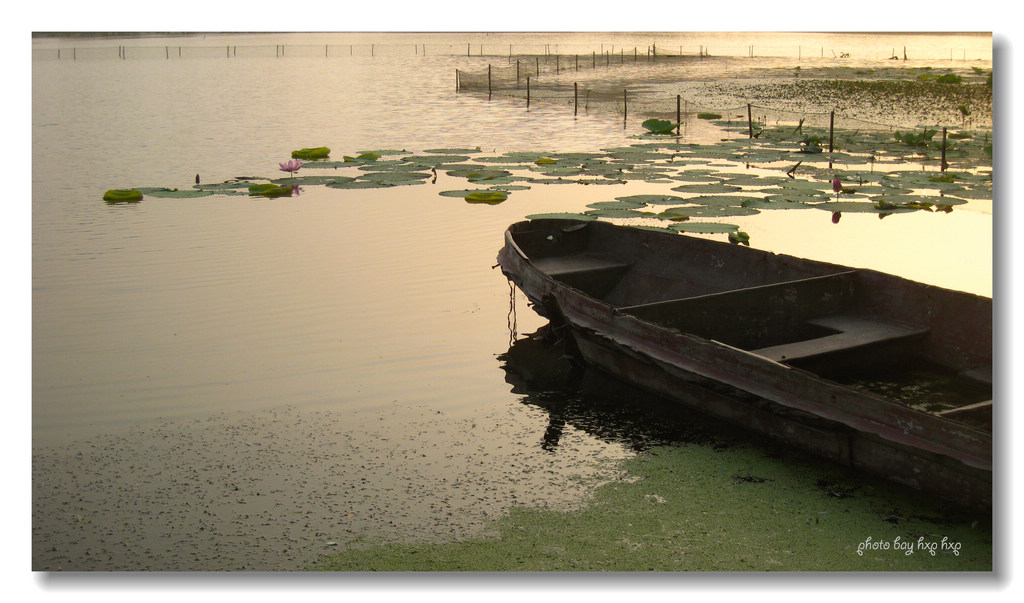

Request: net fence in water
left=455, top=51, right=993, bottom=134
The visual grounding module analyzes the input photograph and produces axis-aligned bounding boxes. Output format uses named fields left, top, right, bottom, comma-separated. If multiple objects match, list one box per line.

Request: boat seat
left=533, top=254, right=632, bottom=277
left=532, top=254, right=633, bottom=298
left=751, top=315, right=930, bottom=363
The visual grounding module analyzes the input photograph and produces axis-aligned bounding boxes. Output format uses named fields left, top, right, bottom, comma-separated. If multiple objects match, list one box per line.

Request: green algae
left=314, top=442, right=990, bottom=571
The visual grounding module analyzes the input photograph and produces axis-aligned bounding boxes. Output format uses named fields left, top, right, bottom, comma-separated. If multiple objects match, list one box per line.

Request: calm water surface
left=31, top=32, right=993, bottom=571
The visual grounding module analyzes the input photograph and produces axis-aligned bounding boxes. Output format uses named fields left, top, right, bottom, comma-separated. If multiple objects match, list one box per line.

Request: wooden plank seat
left=532, top=254, right=632, bottom=277
left=751, top=315, right=930, bottom=363
left=532, top=254, right=633, bottom=298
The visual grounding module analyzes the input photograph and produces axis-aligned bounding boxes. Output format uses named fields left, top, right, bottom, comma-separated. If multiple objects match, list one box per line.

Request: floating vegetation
left=894, top=129, right=938, bottom=147
left=524, top=212, right=597, bottom=221
left=670, top=182, right=743, bottom=194
left=587, top=200, right=647, bottom=210
left=641, top=118, right=680, bottom=134
left=248, top=183, right=295, bottom=198
left=291, top=147, right=331, bottom=160
left=136, top=187, right=218, bottom=198
left=464, top=191, right=509, bottom=204
left=343, top=152, right=381, bottom=163
left=697, top=113, right=723, bottom=120
left=669, top=222, right=739, bottom=234
left=103, top=189, right=143, bottom=203
left=423, top=147, right=481, bottom=154
left=108, top=115, right=989, bottom=246
left=728, top=231, right=751, bottom=246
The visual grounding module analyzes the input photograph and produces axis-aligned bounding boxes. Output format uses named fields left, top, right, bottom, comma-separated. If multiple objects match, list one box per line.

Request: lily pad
left=525, top=212, right=597, bottom=221
left=728, top=231, right=751, bottom=246
left=587, top=200, right=647, bottom=210
left=135, top=187, right=217, bottom=198
left=103, top=189, right=143, bottom=203
left=423, top=147, right=481, bottom=154
left=642, top=118, right=680, bottom=134
left=584, top=208, right=653, bottom=219
left=248, top=183, right=294, bottom=198
left=614, top=194, right=688, bottom=206
left=464, top=191, right=508, bottom=204
left=658, top=204, right=761, bottom=218
left=400, top=155, right=472, bottom=166
left=670, top=182, right=744, bottom=194
left=669, top=222, right=740, bottom=234
left=343, top=152, right=381, bottom=163
left=291, top=147, right=331, bottom=160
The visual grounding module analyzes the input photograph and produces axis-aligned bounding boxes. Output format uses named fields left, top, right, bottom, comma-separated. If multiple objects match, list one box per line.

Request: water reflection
left=498, top=327, right=743, bottom=454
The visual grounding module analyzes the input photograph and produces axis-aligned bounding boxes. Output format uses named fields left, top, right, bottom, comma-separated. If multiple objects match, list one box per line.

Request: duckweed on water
left=314, top=442, right=991, bottom=571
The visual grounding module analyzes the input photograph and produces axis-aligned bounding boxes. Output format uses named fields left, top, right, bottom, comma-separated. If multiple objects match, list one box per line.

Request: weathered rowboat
left=497, top=219, right=992, bottom=509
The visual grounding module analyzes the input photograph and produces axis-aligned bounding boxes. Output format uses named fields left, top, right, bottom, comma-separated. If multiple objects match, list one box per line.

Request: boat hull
left=498, top=219, right=992, bottom=509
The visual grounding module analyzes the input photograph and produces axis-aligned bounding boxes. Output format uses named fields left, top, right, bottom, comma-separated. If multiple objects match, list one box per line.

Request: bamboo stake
left=676, top=95, right=681, bottom=135
left=829, top=111, right=835, bottom=152
left=941, top=127, right=948, bottom=171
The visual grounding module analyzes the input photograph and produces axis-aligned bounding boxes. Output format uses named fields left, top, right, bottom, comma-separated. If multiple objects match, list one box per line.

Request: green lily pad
left=272, top=175, right=357, bottom=186
left=326, top=180, right=422, bottom=190
left=642, top=118, right=680, bottom=134
left=423, top=147, right=481, bottom=154
left=135, top=187, right=217, bottom=198
left=248, top=183, right=294, bottom=198
left=464, top=191, right=508, bottom=204
left=356, top=171, right=432, bottom=184
left=614, top=194, right=688, bottom=206
left=525, top=212, right=597, bottom=221
left=343, top=152, right=381, bottom=163
left=728, top=231, right=751, bottom=246
left=658, top=204, right=761, bottom=218
left=669, top=222, right=740, bottom=234
left=103, top=188, right=143, bottom=203
left=584, top=208, right=653, bottom=219
left=400, top=155, right=471, bottom=166
left=587, top=200, right=647, bottom=210
left=291, top=147, right=331, bottom=160
left=670, top=182, right=744, bottom=194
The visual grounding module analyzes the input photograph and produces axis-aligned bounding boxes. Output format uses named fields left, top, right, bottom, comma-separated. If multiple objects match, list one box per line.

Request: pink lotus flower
left=832, top=177, right=841, bottom=201
left=279, top=159, right=303, bottom=176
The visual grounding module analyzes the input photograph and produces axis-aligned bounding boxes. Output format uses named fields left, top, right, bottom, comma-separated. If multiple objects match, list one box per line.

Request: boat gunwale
left=498, top=219, right=992, bottom=472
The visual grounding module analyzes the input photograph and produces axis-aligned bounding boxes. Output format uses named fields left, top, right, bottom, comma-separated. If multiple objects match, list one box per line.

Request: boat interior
left=510, top=220, right=992, bottom=432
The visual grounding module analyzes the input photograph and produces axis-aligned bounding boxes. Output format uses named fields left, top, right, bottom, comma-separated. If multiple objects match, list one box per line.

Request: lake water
left=31, top=31, right=993, bottom=571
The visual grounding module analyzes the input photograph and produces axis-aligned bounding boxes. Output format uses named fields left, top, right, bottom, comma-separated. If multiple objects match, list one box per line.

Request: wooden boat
left=497, top=219, right=992, bottom=509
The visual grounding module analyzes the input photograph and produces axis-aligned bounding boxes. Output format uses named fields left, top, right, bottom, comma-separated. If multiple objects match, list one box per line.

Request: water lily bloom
left=832, top=177, right=841, bottom=201
left=279, top=159, right=303, bottom=176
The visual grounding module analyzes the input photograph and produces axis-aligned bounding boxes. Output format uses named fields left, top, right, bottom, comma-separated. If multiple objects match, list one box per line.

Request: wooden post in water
left=574, top=82, right=578, bottom=117
left=516, top=60, right=520, bottom=86
left=526, top=76, right=531, bottom=109
left=676, top=95, right=681, bottom=135
left=623, top=89, right=628, bottom=126
left=487, top=64, right=492, bottom=99
left=593, top=51, right=596, bottom=68
left=829, top=111, right=835, bottom=152
left=747, top=104, right=753, bottom=138
left=941, top=127, right=948, bottom=171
